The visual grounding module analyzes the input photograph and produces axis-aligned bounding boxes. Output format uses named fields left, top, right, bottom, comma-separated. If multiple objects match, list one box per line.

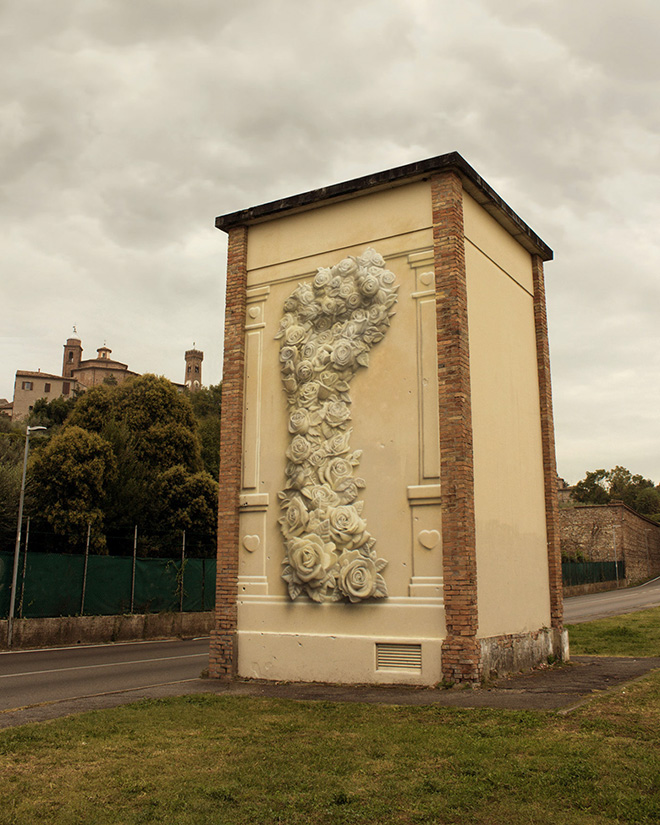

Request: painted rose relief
left=276, top=248, right=398, bottom=603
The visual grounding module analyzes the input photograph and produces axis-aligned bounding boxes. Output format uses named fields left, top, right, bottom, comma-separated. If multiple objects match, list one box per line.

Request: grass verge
left=2, top=608, right=660, bottom=824
left=567, top=605, right=660, bottom=656
left=1, top=677, right=660, bottom=825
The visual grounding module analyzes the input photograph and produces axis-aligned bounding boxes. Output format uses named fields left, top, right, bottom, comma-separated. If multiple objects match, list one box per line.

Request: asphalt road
left=564, top=577, right=660, bottom=623
left=1, top=583, right=659, bottom=728
left=0, top=637, right=210, bottom=713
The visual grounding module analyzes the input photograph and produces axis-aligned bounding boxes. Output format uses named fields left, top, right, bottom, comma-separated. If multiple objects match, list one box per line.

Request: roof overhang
left=215, top=151, right=553, bottom=261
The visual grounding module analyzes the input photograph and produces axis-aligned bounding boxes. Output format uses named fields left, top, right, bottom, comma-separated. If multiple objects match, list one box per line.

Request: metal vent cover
left=375, top=643, right=422, bottom=672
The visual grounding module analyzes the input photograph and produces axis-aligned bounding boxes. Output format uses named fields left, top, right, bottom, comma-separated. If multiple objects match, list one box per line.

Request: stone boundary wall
left=1, top=611, right=214, bottom=650
left=560, top=503, right=660, bottom=586
left=621, top=505, right=660, bottom=583
left=563, top=581, right=624, bottom=598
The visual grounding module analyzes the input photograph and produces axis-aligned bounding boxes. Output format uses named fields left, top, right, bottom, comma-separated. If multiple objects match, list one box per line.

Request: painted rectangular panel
left=242, top=329, right=262, bottom=490
left=419, top=297, right=441, bottom=479
left=238, top=508, right=268, bottom=596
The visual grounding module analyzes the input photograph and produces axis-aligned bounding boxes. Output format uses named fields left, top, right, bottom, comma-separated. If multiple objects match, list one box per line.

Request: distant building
left=8, top=334, right=202, bottom=420
left=556, top=476, right=577, bottom=507
left=10, top=371, right=76, bottom=421
left=66, top=339, right=139, bottom=389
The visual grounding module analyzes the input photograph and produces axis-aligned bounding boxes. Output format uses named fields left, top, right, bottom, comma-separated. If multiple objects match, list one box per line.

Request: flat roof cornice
left=215, top=151, right=553, bottom=261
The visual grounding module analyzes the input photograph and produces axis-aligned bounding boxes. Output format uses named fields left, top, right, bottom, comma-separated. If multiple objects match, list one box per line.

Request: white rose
left=286, top=535, right=336, bottom=585
left=337, top=550, right=378, bottom=602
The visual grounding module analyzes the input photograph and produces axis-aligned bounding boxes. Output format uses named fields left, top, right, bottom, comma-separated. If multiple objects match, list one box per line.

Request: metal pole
left=7, top=426, right=46, bottom=647
left=19, top=516, right=30, bottom=619
left=179, top=530, right=186, bottom=613
left=81, top=522, right=91, bottom=616
left=130, top=525, right=137, bottom=613
left=612, top=525, right=619, bottom=587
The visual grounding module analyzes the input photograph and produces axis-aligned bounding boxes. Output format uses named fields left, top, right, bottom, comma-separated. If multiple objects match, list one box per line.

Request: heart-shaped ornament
left=242, top=534, right=261, bottom=553
left=418, top=529, right=441, bottom=550
left=419, top=271, right=434, bottom=287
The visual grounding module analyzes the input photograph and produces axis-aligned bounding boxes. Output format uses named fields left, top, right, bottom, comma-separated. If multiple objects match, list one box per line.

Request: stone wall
left=621, top=505, right=660, bottom=583
left=1, top=611, right=214, bottom=650
left=559, top=503, right=660, bottom=585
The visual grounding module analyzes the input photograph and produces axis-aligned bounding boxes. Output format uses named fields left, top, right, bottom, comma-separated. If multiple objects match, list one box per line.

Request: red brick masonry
left=431, top=171, right=481, bottom=684
left=209, top=225, right=248, bottom=679
left=532, top=255, right=564, bottom=627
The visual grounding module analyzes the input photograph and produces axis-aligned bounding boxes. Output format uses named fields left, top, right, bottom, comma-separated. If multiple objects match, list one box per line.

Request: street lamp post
left=7, top=425, right=47, bottom=647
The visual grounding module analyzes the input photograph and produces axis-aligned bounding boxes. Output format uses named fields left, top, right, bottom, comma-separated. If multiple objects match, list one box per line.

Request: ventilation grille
left=375, top=643, right=422, bottom=672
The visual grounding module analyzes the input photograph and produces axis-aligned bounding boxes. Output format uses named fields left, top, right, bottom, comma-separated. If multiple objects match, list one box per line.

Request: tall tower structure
left=62, top=335, right=83, bottom=378
left=209, top=152, right=565, bottom=687
left=185, top=347, right=203, bottom=391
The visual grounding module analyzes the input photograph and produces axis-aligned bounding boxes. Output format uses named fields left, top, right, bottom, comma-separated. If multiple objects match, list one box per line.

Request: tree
left=634, top=487, right=660, bottom=519
left=29, top=394, right=78, bottom=428
left=0, top=421, right=47, bottom=551
left=572, top=466, right=660, bottom=520
left=154, top=465, right=218, bottom=556
left=29, top=374, right=219, bottom=555
left=0, top=430, right=23, bottom=551
left=187, top=383, right=222, bottom=478
left=31, top=426, right=117, bottom=551
left=70, top=375, right=202, bottom=472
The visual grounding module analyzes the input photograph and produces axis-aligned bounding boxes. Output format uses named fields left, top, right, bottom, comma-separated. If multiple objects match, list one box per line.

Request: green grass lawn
left=1, top=609, right=660, bottom=825
left=567, top=605, right=660, bottom=657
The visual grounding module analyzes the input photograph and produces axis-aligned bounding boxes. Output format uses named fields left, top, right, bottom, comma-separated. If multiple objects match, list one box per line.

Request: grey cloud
left=2, top=0, right=659, bottom=482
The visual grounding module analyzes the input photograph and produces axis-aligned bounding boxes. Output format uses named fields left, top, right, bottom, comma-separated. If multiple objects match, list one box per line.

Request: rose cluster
left=276, top=248, right=397, bottom=603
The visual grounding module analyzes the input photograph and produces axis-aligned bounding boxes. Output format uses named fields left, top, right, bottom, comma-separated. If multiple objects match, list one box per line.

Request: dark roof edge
left=215, top=152, right=553, bottom=261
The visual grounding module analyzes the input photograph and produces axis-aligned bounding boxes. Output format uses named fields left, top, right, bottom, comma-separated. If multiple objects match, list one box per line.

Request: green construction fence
left=0, top=551, right=216, bottom=619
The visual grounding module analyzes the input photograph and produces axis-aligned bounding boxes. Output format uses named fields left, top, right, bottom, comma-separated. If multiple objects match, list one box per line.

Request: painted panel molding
left=276, top=248, right=399, bottom=603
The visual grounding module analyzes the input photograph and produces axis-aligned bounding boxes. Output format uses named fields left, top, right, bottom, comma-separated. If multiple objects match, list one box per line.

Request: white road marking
left=1, top=653, right=207, bottom=679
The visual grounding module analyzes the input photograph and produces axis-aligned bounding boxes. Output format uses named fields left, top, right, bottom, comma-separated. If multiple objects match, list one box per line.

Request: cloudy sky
left=2, top=0, right=659, bottom=484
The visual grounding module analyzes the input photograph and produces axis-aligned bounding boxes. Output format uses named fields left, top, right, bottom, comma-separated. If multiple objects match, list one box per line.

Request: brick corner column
left=531, top=254, right=563, bottom=628
left=431, top=172, right=481, bottom=684
left=209, top=224, right=248, bottom=680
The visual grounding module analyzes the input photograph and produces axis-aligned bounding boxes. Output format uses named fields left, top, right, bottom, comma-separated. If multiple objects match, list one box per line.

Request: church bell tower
left=185, top=347, right=203, bottom=391
left=62, top=332, right=83, bottom=378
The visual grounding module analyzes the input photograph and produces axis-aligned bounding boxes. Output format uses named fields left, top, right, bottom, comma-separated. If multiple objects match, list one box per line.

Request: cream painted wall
left=234, top=179, right=552, bottom=684
left=464, top=192, right=551, bottom=638
left=237, top=181, right=447, bottom=685
left=246, top=181, right=432, bottom=272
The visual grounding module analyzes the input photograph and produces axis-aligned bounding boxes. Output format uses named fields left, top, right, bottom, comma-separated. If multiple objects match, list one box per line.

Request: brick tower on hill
left=184, top=347, right=203, bottom=391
